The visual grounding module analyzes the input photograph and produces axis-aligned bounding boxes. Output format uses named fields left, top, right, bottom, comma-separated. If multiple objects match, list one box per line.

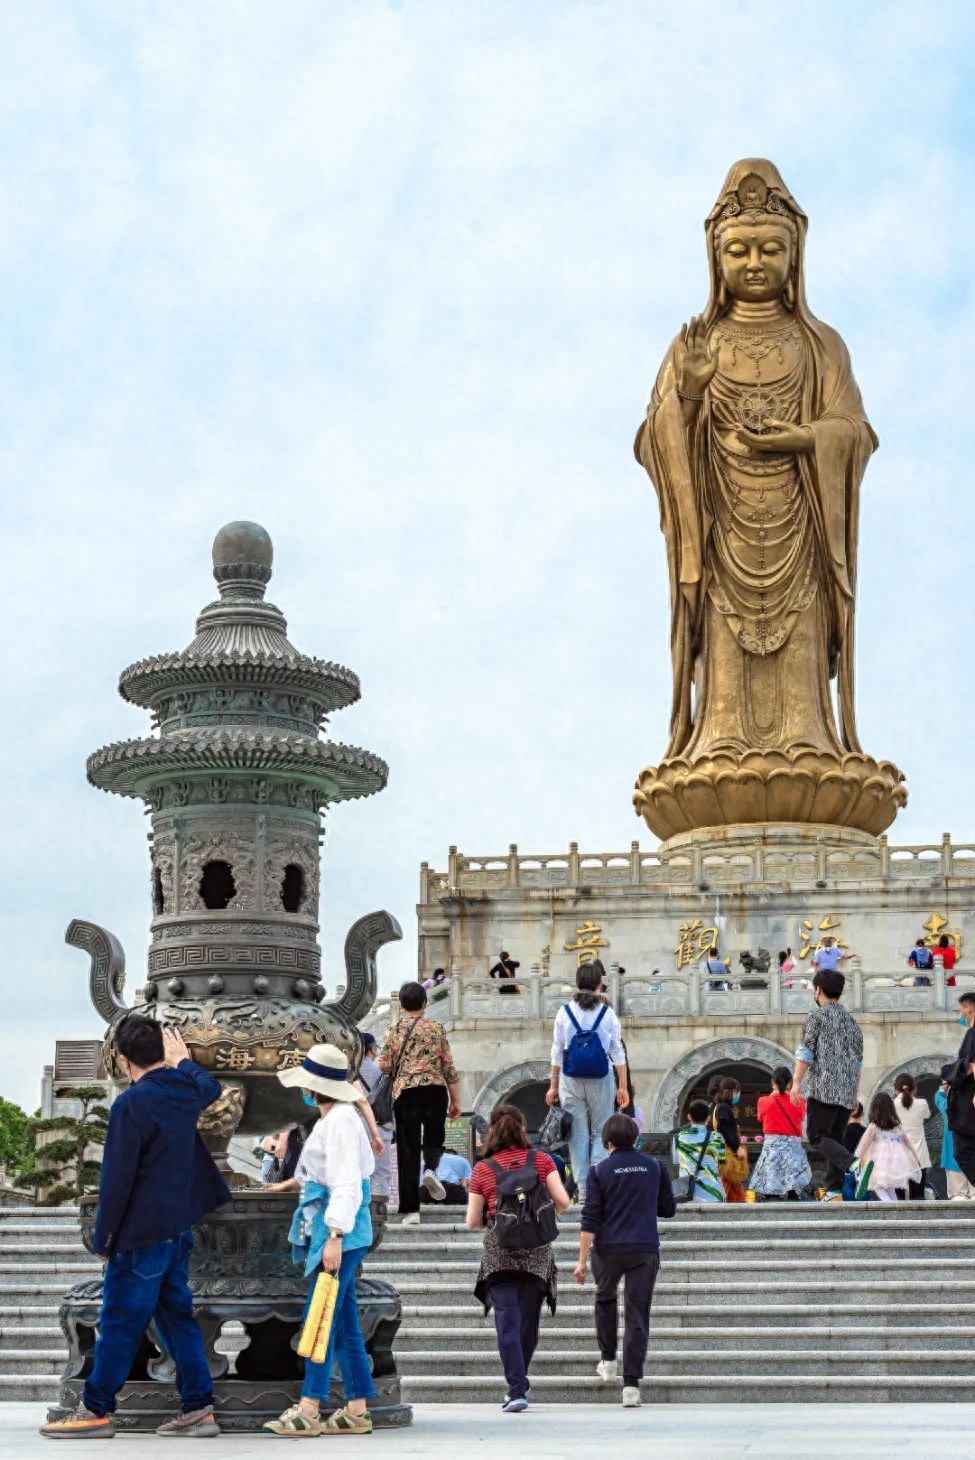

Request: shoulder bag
left=713, top=1105, right=750, bottom=1185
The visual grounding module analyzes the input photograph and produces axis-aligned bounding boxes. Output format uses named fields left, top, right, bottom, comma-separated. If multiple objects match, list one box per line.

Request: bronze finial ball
left=211, top=520, right=274, bottom=590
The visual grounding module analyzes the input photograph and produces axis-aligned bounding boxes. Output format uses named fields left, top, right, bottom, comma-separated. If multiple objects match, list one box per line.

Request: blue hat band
left=302, top=1055, right=349, bottom=1082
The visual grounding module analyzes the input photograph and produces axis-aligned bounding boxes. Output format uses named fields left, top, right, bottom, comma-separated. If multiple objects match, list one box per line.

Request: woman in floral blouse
left=378, top=981, right=461, bottom=1225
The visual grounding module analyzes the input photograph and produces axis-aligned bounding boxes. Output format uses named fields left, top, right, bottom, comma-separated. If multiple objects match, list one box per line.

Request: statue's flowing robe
left=635, top=318, right=876, bottom=763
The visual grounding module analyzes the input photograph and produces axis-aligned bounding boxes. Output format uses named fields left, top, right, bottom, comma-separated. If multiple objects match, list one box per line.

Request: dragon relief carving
left=180, top=824, right=258, bottom=912
left=150, top=829, right=176, bottom=917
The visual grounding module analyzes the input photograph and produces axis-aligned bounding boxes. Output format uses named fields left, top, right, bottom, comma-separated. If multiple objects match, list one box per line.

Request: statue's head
left=706, top=159, right=807, bottom=315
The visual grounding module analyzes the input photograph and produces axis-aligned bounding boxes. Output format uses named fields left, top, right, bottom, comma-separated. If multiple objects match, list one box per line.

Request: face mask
left=959, top=1015, right=969, bottom=1028
left=302, top=1093, right=319, bottom=1108
left=731, top=1093, right=741, bottom=1106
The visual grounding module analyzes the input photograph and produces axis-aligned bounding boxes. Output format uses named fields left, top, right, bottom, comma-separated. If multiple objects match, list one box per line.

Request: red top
left=758, top=1092, right=806, bottom=1137
left=937, top=946, right=958, bottom=971
left=469, top=1147, right=557, bottom=1216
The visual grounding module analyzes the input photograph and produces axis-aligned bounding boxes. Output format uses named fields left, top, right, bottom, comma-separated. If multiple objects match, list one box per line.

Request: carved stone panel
left=179, top=821, right=258, bottom=912
left=262, top=831, right=320, bottom=917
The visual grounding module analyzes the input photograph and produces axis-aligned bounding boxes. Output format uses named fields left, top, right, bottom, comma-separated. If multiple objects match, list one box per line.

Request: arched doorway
left=472, top=1060, right=552, bottom=1136
left=505, top=1081, right=550, bottom=1136
left=651, top=1036, right=794, bottom=1132
left=684, top=1060, right=770, bottom=1138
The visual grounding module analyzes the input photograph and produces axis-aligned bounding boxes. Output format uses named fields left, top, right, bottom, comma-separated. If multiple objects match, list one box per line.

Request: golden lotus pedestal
left=634, top=749, right=906, bottom=844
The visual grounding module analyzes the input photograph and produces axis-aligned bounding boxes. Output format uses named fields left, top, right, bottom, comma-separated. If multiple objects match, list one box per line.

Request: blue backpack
left=562, top=1003, right=610, bottom=1079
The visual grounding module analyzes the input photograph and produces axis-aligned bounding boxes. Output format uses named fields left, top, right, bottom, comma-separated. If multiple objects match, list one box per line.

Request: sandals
left=322, top=1407, right=373, bottom=1436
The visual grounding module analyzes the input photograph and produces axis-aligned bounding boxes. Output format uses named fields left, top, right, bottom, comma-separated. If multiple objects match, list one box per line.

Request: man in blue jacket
left=573, top=1113, right=675, bottom=1408
left=41, top=1016, right=231, bottom=1440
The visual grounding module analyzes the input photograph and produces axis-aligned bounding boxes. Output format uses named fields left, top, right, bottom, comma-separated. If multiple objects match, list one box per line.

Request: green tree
left=0, top=1096, right=33, bottom=1177
left=17, top=1086, right=109, bottom=1207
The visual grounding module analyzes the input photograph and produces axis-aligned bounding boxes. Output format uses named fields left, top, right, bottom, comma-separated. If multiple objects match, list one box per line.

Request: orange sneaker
left=40, top=1401, right=116, bottom=1439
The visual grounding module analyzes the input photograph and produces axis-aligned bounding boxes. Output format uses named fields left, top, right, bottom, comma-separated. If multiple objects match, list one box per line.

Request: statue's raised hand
left=675, top=315, right=717, bottom=399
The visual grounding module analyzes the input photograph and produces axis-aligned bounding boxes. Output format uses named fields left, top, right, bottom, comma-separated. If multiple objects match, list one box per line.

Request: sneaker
left=855, top=1159, right=874, bottom=1201
left=321, top=1407, right=373, bottom=1435
left=501, top=1386, right=530, bottom=1407
left=40, top=1402, right=116, bottom=1439
left=262, top=1403, right=323, bottom=1436
left=400, top=1211, right=421, bottom=1226
left=820, top=1189, right=844, bottom=1203
left=501, top=1396, right=529, bottom=1413
left=156, top=1404, right=220, bottom=1437
left=621, top=1386, right=641, bottom=1408
left=422, top=1169, right=447, bottom=1202
left=596, top=1359, right=619, bottom=1384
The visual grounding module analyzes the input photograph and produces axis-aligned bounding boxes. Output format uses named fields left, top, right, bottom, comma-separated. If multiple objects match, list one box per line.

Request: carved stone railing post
left=849, top=957, right=864, bottom=1010
left=769, top=968, right=782, bottom=1014
left=567, top=842, right=580, bottom=888
left=419, top=862, right=429, bottom=903
left=934, top=954, right=947, bottom=1011
left=448, top=845, right=459, bottom=889
left=451, top=974, right=464, bottom=1020
left=527, top=972, right=543, bottom=1018
left=507, top=843, right=520, bottom=890
left=691, top=845, right=703, bottom=884
left=816, top=840, right=828, bottom=881
left=629, top=840, right=642, bottom=885
left=606, top=965, right=620, bottom=1012
left=878, top=833, right=890, bottom=877
left=943, top=832, right=952, bottom=878
left=688, top=969, right=701, bottom=1015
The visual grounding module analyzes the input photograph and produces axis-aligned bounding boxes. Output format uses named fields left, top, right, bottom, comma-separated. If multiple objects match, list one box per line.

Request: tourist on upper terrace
left=546, top=961, right=629, bottom=1200
left=40, top=1017, right=230, bottom=1441
left=935, top=1067, right=975, bottom=1199
left=467, top=1104, right=570, bottom=1413
left=937, top=934, right=959, bottom=987
left=749, top=1067, right=811, bottom=1201
left=944, top=992, right=975, bottom=1188
left=907, top=939, right=935, bottom=987
left=792, top=967, right=863, bottom=1198
left=701, top=945, right=729, bottom=991
left=893, top=1073, right=931, bottom=1198
left=489, top=950, right=521, bottom=995
left=810, top=935, right=850, bottom=974
left=575, top=1113, right=675, bottom=1408
left=264, top=1043, right=378, bottom=1437
left=709, top=1076, right=749, bottom=1201
left=855, top=1092, right=922, bottom=1202
left=673, top=1099, right=726, bottom=1202
left=378, top=980, right=461, bottom=1226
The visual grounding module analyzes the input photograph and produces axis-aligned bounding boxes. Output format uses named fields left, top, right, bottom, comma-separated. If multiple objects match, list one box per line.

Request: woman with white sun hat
left=263, top=1043, right=379, bottom=1438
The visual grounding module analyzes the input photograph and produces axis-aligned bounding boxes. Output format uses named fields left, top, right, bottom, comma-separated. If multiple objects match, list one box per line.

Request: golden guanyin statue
left=633, top=159, right=905, bottom=841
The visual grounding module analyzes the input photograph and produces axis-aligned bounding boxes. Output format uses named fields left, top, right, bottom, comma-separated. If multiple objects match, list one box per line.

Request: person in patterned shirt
left=791, top=967, right=863, bottom=1194
left=379, top=981, right=461, bottom=1226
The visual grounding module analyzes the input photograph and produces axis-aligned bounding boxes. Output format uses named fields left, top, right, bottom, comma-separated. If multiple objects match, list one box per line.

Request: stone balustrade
left=418, top=833, right=975, bottom=899
left=406, top=961, right=975, bottom=1025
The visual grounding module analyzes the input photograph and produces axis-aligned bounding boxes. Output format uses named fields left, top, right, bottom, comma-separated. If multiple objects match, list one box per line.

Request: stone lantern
left=52, top=522, right=410, bottom=1430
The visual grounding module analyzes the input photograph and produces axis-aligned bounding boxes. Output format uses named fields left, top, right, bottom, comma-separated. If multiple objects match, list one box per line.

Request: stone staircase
left=4, top=1201, right=975, bottom=1406
left=380, top=1202, right=975, bottom=1403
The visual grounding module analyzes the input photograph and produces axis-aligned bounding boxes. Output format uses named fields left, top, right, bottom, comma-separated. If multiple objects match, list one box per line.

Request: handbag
left=368, top=1019, right=422, bottom=1128
left=537, top=1102, right=573, bottom=1152
left=674, top=1128, right=712, bottom=1203
left=713, top=1107, right=750, bottom=1185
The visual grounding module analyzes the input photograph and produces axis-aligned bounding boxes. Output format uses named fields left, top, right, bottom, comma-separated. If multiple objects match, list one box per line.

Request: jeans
left=805, top=1098, right=853, bottom=1191
left=592, top=1250, right=659, bottom=1387
left=489, top=1280, right=542, bottom=1400
left=84, top=1230, right=212, bottom=1418
left=301, top=1246, right=376, bottom=1404
left=393, top=1084, right=448, bottom=1215
left=560, top=1071, right=617, bottom=1197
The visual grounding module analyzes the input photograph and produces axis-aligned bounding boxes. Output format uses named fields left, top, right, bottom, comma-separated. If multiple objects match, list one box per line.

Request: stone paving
left=3, top=1403, right=975, bottom=1457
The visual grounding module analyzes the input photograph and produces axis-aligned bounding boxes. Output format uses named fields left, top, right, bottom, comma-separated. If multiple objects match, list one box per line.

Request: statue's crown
left=715, top=172, right=798, bottom=239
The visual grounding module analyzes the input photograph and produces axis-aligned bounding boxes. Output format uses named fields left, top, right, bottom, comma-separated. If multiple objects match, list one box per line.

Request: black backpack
left=488, top=1152, right=559, bottom=1251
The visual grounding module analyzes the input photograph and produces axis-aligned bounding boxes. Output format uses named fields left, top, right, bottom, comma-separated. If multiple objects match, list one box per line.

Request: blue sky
left=3, top=2, right=974, bottom=1110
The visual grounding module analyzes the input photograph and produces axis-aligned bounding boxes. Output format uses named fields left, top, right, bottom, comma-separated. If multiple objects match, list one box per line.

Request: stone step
left=0, top=1327, right=65, bottom=1350
left=398, top=1346, right=975, bottom=1379
left=374, top=1237, right=973, bottom=1257
left=403, top=1203, right=975, bottom=1222
left=0, top=1350, right=66, bottom=1374
left=367, top=1257, right=975, bottom=1281
left=400, top=1373, right=975, bottom=1403
left=395, top=1325, right=971, bottom=1353
left=0, top=1236, right=87, bottom=1252
left=0, top=1374, right=59, bottom=1402
left=0, top=1306, right=61, bottom=1323
left=399, top=1300, right=975, bottom=1326
left=0, top=1263, right=96, bottom=1277
left=0, top=1207, right=79, bottom=1218
left=379, top=1277, right=975, bottom=1303
left=0, top=1281, right=88, bottom=1300
left=390, top=1213, right=975, bottom=1232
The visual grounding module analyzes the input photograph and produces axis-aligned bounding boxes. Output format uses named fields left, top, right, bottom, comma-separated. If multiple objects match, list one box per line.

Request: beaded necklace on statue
left=712, top=316, right=801, bottom=380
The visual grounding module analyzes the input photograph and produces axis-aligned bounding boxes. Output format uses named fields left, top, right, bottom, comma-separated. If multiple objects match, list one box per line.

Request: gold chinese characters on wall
left=564, top=920, right=609, bottom=968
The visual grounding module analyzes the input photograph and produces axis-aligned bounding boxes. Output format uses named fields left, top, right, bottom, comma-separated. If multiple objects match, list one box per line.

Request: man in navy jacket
left=42, top=1015, right=231, bottom=1440
left=574, top=1113, right=675, bottom=1408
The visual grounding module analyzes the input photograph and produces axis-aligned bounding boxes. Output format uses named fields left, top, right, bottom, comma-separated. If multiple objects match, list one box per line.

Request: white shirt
left=550, top=999, right=624, bottom=1069
left=893, top=1093, right=932, bottom=1169
left=296, top=1102, right=376, bottom=1234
